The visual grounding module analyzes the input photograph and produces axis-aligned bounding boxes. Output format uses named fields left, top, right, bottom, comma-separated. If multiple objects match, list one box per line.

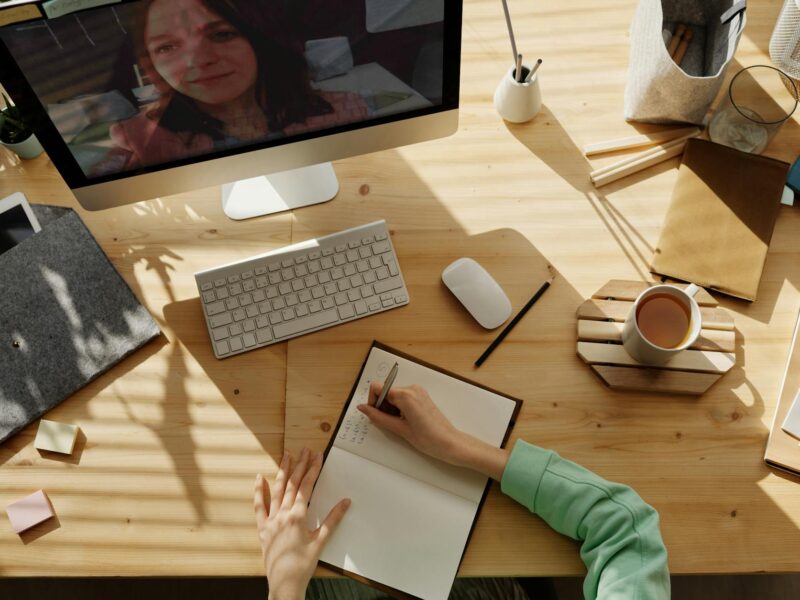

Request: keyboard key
left=344, top=264, right=356, bottom=277
left=299, top=290, right=312, bottom=302
left=295, top=256, right=307, bottom=264
left=350, top=274, right=364, bottom=287
left=321, top=257, right=334, bottom=269
left=333, top=254, right=346, bottom=266
left=294, top=264, right=308, bottom=277
left=282, top=268, right=295, bottom=281
left=230, top=283, right=243, bottom=295
left=230, top=323, right=243, bottom=336
left=272, top=298, right=286, bottom=310
left=309, top=251, right=321, bottom=260
left=382, top=297, right=394, bottom=307
left=359, top=247, right=371, bottom=259
left=256, top=328, right=272, bottom=344
left=269, top=312, right=283, bottom=325
left=214, top=278, right=227, bottom=288
left=215, top=340, right=230, bottom=355
left=305, top=275, right=318, bottom=287
left=279, top=282, right=292, bottom=295
left=372, top=241, right=391, bottom=254
left=338, top=279, right=351, bottom=292
left=246, top=305, right=259, bottom=318
left=368, top=300, right=381, bottom=311
left=286, top=294, right=299, bottom=306
left=281, top=259, right=293, bottom=268
left=376, top=266, right=389, bottom=280
left=242, top=270, right=254, bottom=279
left=202, top=291, right=216, bottom=303
left=226, top=298, right=239, bottom=310
left=348, top=289, right=360, bottom=302
left=318, top=271, right=331, bottom=284
left=239, top=294, right=253, bottom=306
left=361, top=285, right=374, bottom=298
left=252, top=290, right=266, bottom=303
left=256, top=315, right=270, bottom=328
left=243, top=280, right=256, bottom=292
left=212, top=327, right=229, bottom=341
left=255, top=267, right=267, bottom=275
left=395, top=294, right=408, bottom=304
left=308, top=262, right=321, bottom=274
left=375, top=231, right=388, bottom=241
left=282, top=308, right=295, bottom=321
left=369, top=256, right=381, bottom=269
left=243, top=333, right=257, bottom=348
left=259, top=301, right=271, bottom=314
left=244, top=319, right=256, bottom=332
left=269, top=273, right=281, bottom=284
left=322, top=297, right=335, bottom=309
left=292, top=279, right=305, bottom=292
left=356, top=260, right=369, bottom=273
left=273, top=309, right=339, bottom=339
left=373, top=277, right=403, bottom=295
left=309, top=300, right=322, bottom=313
left=335, top=244, right=347, bottom=253
left=334, top=293, right=348, bottom=306
left=229, top=337, right=244, bottom=352
left=331, top=267, right=344, bottom=280
left=348, top=240, right=360, bottom=249
left=266, top=286, right=278, bottom=299
left=355, top=300, right=367, bottom=315
left=364, top=271, right=377, bottom=284
left=346, top=250, right=359, bottom=262
left=255, top=276, right=268, bottom=288
left=268, top=262, right=280, bottom=272
left=387, top=260, right=399, bottom=276
left=206, top=301, right=225, bottom=316
left=201, top=282, right=214, bottom=291
left=322, top=248, right=334, bottom=256
left=209, top=313, right=233, bottom=328
left=216, top=287, right=229, bottom=300
left=228, top=274, right=241, bottom=284
left=311, top=286, right=324, bottom=299
left=233, top=309, right=246, bottom=321
left=361, top=236, right=374, bottom=245
left=296, top=304, right=309, bottom=317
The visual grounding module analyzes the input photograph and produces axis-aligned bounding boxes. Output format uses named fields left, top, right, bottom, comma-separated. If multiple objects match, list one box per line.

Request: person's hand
left=357, top=382, right=509, bottom=480
left=254, top=448, right=351, bottom=600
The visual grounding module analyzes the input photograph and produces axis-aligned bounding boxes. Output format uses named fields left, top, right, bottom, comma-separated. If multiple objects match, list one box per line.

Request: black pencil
left=474, top=275, right=554, bottom=367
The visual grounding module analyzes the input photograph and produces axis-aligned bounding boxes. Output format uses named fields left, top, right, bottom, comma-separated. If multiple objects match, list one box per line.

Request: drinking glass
left=708, top=65, right=798, bottom=154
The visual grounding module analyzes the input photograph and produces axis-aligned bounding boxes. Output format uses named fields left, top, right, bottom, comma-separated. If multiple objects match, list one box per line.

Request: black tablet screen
left=0, top=204, right=36, bottom=254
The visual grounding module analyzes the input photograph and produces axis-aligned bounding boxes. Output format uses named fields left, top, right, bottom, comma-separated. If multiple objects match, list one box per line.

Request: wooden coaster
left=576, top=280, right=736, bottom=395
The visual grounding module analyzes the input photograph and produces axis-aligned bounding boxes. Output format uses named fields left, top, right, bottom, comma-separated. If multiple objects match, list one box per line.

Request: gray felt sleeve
left=0, top=205, right=161, bottom=444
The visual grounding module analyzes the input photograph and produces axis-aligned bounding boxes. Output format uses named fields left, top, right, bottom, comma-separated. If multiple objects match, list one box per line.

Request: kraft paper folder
left=0, top=205, right=160, bottom=444
left=307, top=342, right=522, bottom=600
left=765, top=309, right=800, bottom=476
left=651, top=139, right=791, bottom=301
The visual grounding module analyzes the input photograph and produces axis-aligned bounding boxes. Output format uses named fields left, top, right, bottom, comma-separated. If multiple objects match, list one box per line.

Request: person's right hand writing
left=357, top=382, right=510, bottom=481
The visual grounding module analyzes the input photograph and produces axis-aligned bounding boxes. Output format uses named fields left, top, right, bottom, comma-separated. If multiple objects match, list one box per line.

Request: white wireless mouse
left=442, top=258, right=512, bottom=329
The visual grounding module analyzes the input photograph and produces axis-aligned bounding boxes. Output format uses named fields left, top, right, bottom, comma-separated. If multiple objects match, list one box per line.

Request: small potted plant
left=1, top=93, right=43, bottom=159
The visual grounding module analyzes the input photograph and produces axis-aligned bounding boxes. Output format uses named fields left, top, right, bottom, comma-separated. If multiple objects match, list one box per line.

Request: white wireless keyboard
left=194, top=220, right=409, bottom=359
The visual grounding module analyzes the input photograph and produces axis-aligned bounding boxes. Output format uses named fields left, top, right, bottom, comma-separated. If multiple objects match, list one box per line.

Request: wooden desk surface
left=2, top=0, right=800, bottom=578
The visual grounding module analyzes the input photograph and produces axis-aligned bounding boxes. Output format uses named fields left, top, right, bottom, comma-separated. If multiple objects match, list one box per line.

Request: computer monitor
left=0, top=0, right=461, bottom=219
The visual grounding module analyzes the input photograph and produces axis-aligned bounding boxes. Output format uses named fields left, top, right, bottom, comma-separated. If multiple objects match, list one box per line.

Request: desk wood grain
left=2, top=0, right=800, bottom=578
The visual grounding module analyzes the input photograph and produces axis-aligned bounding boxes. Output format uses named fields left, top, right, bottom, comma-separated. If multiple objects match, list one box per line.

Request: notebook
left=765, top=308, right=800, bottom=476
left=651, top=139, right=791, bottom=301
left=306, top=342, right=522, bottom=600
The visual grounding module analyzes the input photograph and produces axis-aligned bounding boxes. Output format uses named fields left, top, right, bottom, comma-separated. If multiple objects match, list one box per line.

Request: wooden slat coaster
left=576, top=280, right=736, bottom=395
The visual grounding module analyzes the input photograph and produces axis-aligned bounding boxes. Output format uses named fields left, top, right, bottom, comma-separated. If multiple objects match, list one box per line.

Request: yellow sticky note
left=0, top=4, right=42, bottom=27
left=34, top=420, right=79, bottom=455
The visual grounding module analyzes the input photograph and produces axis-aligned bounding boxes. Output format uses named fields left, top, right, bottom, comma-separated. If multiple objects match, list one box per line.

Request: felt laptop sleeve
left=0, top=205, right=160, bottom=444
left=651, top=138, right=790, bottom=301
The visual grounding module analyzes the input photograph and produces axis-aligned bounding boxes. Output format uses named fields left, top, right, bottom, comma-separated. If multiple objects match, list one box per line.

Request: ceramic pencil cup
left=494, top=64, right=542, bottom=123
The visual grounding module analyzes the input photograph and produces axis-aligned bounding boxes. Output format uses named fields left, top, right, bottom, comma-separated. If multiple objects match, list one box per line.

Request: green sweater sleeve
left=500, top=440, right=670, bottom=600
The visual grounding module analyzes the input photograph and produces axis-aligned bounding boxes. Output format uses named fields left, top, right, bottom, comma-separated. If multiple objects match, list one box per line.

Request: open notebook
left=306, top=342, right=522, bottom=600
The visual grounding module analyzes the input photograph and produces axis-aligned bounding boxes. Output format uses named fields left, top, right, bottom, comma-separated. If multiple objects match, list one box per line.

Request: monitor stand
left=221, top=162, right=339, bottom=220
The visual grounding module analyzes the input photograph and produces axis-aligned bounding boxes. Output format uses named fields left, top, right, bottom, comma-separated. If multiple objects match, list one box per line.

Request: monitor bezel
left=0, top=0, right=462, bottom=191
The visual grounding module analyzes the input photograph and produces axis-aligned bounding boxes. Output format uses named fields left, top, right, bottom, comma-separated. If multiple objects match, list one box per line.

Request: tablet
left=0, top=192, right=41, bottom=254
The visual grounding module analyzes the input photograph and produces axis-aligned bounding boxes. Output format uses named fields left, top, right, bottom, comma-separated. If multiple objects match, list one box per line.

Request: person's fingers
left=368, top=380, right=383, bottom=406
left=296, top=451, right=323, bottom=507
left=270, top=450, right=290, bottom=515
left=254, top=473, right=269, bottom=530
left=314, top=497, right=351, bottom=549
left=281, top=447, right=311, bottom=509
left=358, top=404, right=409, bottom=438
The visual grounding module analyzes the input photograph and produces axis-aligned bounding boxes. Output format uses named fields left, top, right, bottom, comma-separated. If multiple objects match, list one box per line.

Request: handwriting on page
left=339, top=412, right=370, bottom=444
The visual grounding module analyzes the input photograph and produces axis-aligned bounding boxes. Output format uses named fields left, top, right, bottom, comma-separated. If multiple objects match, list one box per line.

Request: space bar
left=273, top=309, right=339, bottom=339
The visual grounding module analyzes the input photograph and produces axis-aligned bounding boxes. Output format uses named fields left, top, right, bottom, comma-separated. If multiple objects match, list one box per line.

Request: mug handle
left=685, top=283, right=700, bottom=297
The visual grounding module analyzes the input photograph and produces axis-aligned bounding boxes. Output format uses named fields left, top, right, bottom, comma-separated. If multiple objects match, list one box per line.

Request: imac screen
left=0, top=0, right=446, bottom=179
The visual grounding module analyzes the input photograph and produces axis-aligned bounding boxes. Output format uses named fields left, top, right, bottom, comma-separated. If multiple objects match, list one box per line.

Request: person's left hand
left=255, top=448, right=351, bottom=600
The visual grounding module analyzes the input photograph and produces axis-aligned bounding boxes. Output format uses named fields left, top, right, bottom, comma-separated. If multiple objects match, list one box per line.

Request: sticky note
left=0, top=4, right=42, bottom=27
left=35, top=420, right=79, bottom=454
left=781, top=185, right=795, bottom=207
left=6, top=490, right=55, bottom=534
left=42, top=0, right=121, bottom=20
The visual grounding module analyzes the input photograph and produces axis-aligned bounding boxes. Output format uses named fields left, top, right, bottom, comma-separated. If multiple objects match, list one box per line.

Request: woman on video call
left=102, top=0, right=367, bottom=171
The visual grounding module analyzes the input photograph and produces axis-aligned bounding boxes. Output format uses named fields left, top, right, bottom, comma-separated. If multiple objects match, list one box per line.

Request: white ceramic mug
left=493, top=64, right=542, bottom=123
left=622, top=284, right=702, bottom=365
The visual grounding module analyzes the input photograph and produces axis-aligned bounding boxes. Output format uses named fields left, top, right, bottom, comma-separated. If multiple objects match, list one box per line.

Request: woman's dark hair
left=135, top=0, right=331, bottom=139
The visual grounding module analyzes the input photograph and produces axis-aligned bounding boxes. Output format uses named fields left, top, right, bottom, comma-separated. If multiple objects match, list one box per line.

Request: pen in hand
left=375, top=362, right=400, bottom=415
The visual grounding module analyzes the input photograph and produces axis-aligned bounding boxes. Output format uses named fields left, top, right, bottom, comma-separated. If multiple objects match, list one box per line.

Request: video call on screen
left=1, top=0, right=445, bottom=178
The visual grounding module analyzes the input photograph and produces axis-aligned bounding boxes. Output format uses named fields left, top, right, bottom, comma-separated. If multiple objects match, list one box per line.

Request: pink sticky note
left=6, top=490, right=55, bottom=534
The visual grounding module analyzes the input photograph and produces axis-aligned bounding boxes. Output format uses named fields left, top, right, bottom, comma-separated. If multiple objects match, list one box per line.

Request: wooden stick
left=590, top=129, right=700, bottom=179
left=590, top=135, right=698, bottom=188
left=583, top=126, right=699, bottom=157
left=667, top=23, right=687, bottom=57
left=673, top=27, right=694, bottom=66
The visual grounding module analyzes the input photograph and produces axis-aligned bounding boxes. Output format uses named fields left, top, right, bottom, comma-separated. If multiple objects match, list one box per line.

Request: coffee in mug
left=635, top=293, right=691, bottom=349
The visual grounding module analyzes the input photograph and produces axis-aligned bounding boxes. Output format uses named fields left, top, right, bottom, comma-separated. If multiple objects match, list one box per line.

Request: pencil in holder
left=494, top=64, right=542, bottom=123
